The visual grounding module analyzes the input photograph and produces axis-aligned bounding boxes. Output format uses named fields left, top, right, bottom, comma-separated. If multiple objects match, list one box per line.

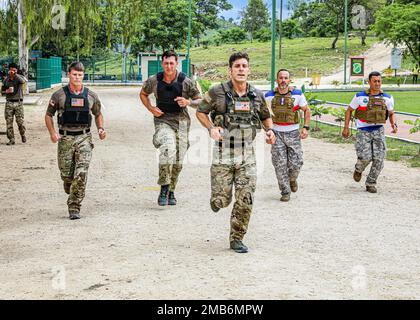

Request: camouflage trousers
left=271, top=129, right=303, bottom=195
left=153, top=122, right=188, bottom=192
left=210, top=151, right=256, bottom=242
left=5, top=101, right=26, bottom=142
left=355, top=127, right=386, bottom=186
left=58, top=133, right=93, bottom=212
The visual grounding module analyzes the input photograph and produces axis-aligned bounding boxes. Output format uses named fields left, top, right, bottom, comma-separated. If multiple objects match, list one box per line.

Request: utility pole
left=271, top=0, right=277, bottom=91
left=186, top=0, right=192, bottom=77
left=344, top=0, right=348, bottom=84
left=278, top=0, right=283, bottom=62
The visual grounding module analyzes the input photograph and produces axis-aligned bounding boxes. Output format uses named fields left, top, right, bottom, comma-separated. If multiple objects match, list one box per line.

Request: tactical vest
left=354, top=90, right=387, bottom=124
left=271, top=87, right=299, bottom=124
left=156, top=72, right=186, bottom=113
left=211, top=82, right=262, bottom=145
left=58, top=86, right=91, bottom=127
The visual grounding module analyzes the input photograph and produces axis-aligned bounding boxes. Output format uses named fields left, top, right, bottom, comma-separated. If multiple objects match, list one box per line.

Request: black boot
left=158, top=185, right=169, bottom=206
left=168, top=191, right=177, bottom=205
left=230, top=240, right=248, bottom=253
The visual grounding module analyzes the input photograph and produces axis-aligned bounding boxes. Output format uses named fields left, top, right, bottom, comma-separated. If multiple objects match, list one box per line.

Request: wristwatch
left=303, top=125, right=310, bottom=130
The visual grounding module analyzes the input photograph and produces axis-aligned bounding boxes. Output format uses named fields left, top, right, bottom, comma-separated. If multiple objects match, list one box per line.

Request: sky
left=220, top=0, right=292, bottom=22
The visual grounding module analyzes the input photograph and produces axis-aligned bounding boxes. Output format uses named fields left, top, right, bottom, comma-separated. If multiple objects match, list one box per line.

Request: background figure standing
left=45, top=62, right=106, bottom=220
left=196, top=52, right=275, bottom=253
left=342, top=71, right=397, bottom=193
left=265, top=69, right=311, bottom=202
left=140, top=50, right=201, bottom=206
left=1, top=63, right=27, bottom=145
left=412, top=64, right=419, bottom=84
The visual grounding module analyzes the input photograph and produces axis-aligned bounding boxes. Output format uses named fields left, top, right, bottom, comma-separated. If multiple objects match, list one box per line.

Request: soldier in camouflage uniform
left=265, top=69, right=311, bottom=202
left=140, top=50, right=201, bottom=206
left=342, top=71, right=398, bottom=193
left=1, top=63, right=27, bottom=145
left=45, top=62, right=106, bottom=220
left=196, top=52, right=275, bottom=253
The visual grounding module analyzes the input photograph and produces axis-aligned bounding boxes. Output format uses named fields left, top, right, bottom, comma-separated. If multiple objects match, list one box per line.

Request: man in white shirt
left=265, top=69, right=311, bottom=202
left=342, top=71, right=398, bottom=193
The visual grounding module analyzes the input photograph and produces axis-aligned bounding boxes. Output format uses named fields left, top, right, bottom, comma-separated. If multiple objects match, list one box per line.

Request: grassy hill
left=190, top=36, right=378, bottom=81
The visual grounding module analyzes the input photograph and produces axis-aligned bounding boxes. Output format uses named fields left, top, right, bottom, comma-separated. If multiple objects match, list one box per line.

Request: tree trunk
left=18, top=0, right=29, bottom=93
left=360, top=30, right=367, bottom=46
left=331, top=16, right=339, bottom=49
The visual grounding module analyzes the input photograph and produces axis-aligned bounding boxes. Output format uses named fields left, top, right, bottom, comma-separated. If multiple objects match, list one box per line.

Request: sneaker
left=64, top=182, right=71, bottom=194
left=6, top=140, right=15, bottom=145
left=168, top=191, right=177, bottom=205
left=290, top=180, right=298, bottom=193
left=280, top=194, right=290, bottom=202
left=353, top=170, right=362, bottom=182
left=230, top=240, right=248, bottom=253
left=366, top=186, right=377, bottom=193
left=69, top=211, right=80, bottom=220
left=21, top=136, right=26, bottom=143
left=158, top=185, right=169, bottom=206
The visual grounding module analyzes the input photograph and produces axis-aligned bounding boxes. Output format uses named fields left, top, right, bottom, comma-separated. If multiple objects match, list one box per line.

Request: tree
left=291, top=1, right=336, bottom=38
left=374, top=2, right=420, bottom=66
left=140, top=0, right=201, bottom=51
left=282, top=19, right=302, bottom=39
left=0, top=1, right=18, bottom=56
left=195, top=0, right=232, bottom=46
left=353, top=0, right=386, bottom=46
left=320, top=0, right=360, bottom=49
left=241, top=0, right=269, bottom=41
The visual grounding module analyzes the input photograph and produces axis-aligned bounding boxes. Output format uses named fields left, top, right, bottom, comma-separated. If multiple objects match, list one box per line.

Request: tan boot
left=280, top=194, right=290, bottom=202
left=290, top=180, right=298, bottom=192
left=366, top=186, right=377, bottom=193
left=353, top=170, right=362, bottom=182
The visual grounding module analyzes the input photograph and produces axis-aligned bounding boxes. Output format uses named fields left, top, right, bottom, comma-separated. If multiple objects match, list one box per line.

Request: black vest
left=58, top=86, right=91, bottom=127
left=156, top=72, right=186, bottom=113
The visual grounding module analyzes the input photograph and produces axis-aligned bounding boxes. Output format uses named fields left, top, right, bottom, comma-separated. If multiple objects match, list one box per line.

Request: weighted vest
left=355, top=90, right=387, bottom=124
left=58, top=86, right=91, bottom=127
left=211, top=82, right=262, bottom=145
left=271, top=87, right=299, bottom=124
left=156, top=72, right=186, bottom=113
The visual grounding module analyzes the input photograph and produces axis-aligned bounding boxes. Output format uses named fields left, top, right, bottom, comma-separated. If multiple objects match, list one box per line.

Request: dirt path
left=0, top=87, right=419, bottom=299
left=321, top=42, right=393, bottom=85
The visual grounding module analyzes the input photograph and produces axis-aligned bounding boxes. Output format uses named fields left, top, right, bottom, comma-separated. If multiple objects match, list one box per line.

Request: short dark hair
left=277, top=68, right=290, bottom=78
left=162, top=50, right=178, bottom=61
left=368, top=71, right=381, bottom=81
left=229, top=52, right=249, bottom=68
left=8, top=63, right=18, bottom=69
left=68, top=61, right=85, bottom=73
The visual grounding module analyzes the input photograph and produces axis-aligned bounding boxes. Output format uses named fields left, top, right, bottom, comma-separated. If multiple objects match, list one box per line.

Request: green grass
left=311, top=122, right=420, bottom=167
left=83, top=54, right=139, bottom=80
left=313, top=91, right=420, bottom=114
left=190, top=37, right=378, bottom=81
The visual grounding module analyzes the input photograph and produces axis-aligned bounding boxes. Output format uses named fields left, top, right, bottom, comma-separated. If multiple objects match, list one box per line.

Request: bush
left=217, top=27, right=247, bottom=44
left=197, top=78, right=213, bottom=93
left=254, top=27, right=271, bottom=42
